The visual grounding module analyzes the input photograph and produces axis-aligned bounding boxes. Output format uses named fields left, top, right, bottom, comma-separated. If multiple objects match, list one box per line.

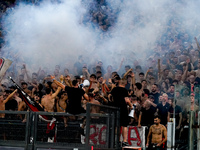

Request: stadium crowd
left=1, top=0, right=200, bottom=149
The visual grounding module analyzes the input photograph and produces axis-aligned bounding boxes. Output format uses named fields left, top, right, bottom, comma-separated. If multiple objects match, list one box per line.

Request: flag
left=8, top=77, right=52, bottom=121
left=0, top=57, right=12, bottom=81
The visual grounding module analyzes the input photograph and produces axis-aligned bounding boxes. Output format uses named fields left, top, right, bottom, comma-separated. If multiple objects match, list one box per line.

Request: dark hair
left=131, top=94, right=137, bottom=98
left=96, top=71, right=102, bottom=74
left=90, top=74, right=97, bottom=79
left=46, top=81, right=52, bottom=88
left=114, top=74, right=121, bottom=80
left=153, top=83, right=158, bottom=87
left=135, top=65, right=142, bottom=70
left=139, top=72, right=144, bottom=76
left=154, top=115, right=161, bottom=120
left=72, top=80, right=78, bottom=86
left=148, top=72, right=153, bottom=76
left=143, top=89, right=150, bottom=95
left=112, top=71, right=117, bottom=75
left=97, top=76, right=102, bottom=80
left=96, top=66, right=101, bottom=69
left=32, top=72, right=38, bottom=76
left=141, top=79, right=147, bottom=83
left=45, top=88, right=52, bottom=94
left=169, top=98, right=177, bottom=104
left=21, top=82, right=28, bottom=85
left=75, top=76, right=80, bottom=80
left=88, top=92, right=95, bottom=97
left=172, top=80, right=178, bottom=84
left=135, top=82, right=142, bottom=90
left=126, top=75, right=132, bottom=79
left=161, top=81, right=168, bottom=90
left=38, top=83, right=43, bottom=91
left=125, top=65, right=131, bottom=69
left=163, top=68, right=169, bottom=72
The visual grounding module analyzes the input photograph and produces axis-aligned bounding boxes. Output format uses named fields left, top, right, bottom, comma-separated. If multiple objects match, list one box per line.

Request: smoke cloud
left=1, top=0, right=200, bottom=74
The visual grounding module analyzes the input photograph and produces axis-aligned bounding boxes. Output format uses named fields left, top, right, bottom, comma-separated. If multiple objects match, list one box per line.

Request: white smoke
left=1, top=0, right=200, bottom=74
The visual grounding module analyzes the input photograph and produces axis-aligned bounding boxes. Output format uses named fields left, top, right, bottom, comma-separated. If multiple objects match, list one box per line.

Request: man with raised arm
left=0, top=89, right=18, bottom=118
left=41, top=86, right=62, bottom=112
left=50, top=76, right=89, bottom=115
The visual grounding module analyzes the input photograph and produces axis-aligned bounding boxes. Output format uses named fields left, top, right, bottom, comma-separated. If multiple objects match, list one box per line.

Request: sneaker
left=114, top=141, right=122, bottom=148
left=122, top=142, right=130, bottom=147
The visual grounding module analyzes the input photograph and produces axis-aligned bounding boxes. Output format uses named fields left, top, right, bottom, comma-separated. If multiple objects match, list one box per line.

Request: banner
left=0, top=57, right=12, bottom=81
left=81, top=124, right=146, bottom=148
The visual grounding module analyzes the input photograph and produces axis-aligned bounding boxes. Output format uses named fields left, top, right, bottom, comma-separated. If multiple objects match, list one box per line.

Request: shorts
left=120, top=107, right=129, bottom=127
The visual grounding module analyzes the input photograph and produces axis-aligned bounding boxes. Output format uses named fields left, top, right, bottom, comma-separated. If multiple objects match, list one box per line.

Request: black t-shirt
left=65, top=86, right=85, bottom=114
left=168, top=105, right=182, bottom=126
left=111, top=87, right=128, bottom=108
left=149, top=92, right=160, bottom=104
left=157, top=102, right=170, bottom=125
left=141, top=106, right=156, bottom=126
left=167, top=92, right=174, bottom=99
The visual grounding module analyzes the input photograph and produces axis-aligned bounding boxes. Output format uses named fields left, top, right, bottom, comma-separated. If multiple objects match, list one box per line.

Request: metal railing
left=0, top=103, right=120, bottom=150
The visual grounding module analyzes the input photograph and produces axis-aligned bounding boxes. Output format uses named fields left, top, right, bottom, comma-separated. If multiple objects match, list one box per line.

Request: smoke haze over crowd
left=1, top=0, right=200, bottom=73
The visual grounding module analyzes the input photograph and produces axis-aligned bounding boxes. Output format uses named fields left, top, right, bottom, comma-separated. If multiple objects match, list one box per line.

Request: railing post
left=27, top=111, right=34, bottom=150
left=85, top=103, right=91, bottom=149
left=167, top=121, right=175, bottom=150
left=110, top=112, right=115, bottom=148
left=25, top=111, right=30, bottom=150
left=116, top=109, right=120, bottom=149
left=189, top=111, right=195, bottom=150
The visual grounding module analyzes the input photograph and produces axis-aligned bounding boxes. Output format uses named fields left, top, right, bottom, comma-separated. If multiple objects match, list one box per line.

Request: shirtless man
left=56, top=92, right=68, bottom=113
left=88, top=92, right=100, bottom=114
left=41, top=87, right=61, bottom=112
left=146, top=115, right=167, bottom=150
left=0, top=89, right=18, bottom=118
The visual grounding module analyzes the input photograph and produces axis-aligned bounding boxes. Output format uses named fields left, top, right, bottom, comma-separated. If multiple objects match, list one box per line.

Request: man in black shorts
left=110, top=79, right=133, bottom=147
